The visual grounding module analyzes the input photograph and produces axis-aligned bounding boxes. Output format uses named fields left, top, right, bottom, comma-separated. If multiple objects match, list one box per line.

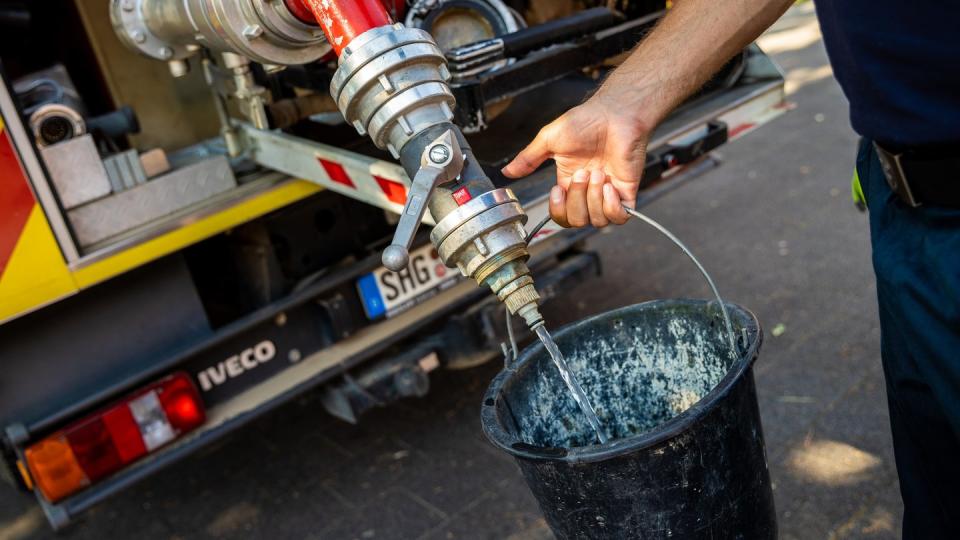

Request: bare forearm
left=599, top=0, right=793, bottom=128
left=502, top=0, right=794, bottom=226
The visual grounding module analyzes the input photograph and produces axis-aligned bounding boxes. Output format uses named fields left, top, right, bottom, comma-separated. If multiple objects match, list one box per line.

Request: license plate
left=357, top=243, right=460, bottom=319
left=357, top=198, right=558, bottom=320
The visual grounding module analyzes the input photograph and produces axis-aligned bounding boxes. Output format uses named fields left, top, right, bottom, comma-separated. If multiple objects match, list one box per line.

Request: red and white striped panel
left=243, top=125, right=436, bottom=221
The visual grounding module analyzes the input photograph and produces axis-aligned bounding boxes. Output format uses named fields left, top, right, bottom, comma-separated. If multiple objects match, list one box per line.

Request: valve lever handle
left=382, top=130, right=464, bottom=272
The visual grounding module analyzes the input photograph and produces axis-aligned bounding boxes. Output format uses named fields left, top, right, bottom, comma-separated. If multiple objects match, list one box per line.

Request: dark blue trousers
left=857, top=139, right=960, bottom=539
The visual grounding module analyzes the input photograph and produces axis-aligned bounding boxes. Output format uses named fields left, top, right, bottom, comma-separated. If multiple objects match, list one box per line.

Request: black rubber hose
left=87, top=106, right=141, bottom=138
left=500, top=7, right=623, bottom=57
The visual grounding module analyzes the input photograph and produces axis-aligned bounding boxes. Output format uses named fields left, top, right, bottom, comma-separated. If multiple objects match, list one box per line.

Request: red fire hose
left=292, top=0, right=395, bottom=55
left=283, top=0, right=319, bottom=25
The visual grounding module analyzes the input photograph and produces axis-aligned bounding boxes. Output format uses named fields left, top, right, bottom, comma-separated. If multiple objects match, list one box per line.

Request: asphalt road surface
left=0, top=5, right=902, bottom=539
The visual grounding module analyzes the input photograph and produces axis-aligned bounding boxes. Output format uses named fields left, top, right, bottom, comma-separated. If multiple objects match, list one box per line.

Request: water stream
left=534, top=325, right=609, bottom=444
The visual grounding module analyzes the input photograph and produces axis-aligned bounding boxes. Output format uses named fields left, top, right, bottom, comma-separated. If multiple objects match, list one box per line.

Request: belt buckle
left=874, top=142, right=920, bottom=207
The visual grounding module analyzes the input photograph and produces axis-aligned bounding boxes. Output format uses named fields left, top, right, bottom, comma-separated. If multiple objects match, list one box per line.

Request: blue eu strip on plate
left=357, top=273, right=386, bottom=319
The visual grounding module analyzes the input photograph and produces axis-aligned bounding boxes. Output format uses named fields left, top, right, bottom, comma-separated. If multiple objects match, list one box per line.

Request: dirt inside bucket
left=502, top=305, right=740, bottom=449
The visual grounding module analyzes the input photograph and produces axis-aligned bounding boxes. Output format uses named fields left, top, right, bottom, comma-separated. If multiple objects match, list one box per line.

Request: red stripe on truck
left=0, top=127, right=37, bottom=277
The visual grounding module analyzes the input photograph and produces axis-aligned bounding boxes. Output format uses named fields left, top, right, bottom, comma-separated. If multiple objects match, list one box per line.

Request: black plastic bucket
left=481, top=299, right=775, bottom=539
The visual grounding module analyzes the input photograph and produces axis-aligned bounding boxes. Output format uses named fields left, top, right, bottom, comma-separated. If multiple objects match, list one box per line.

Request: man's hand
left=501, top=95, right=650, bottom=228
left=500, top=0, right=792, bottom=229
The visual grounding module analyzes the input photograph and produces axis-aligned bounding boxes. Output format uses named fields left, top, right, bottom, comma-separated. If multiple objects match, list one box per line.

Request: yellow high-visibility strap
left=852, top=168, right=866, bottom=211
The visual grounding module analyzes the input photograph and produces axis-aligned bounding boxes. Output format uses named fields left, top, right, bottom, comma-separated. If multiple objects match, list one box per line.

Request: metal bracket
left=381, top=130, right=464, bottom=271
left=201, top=67, right=231, bottom=98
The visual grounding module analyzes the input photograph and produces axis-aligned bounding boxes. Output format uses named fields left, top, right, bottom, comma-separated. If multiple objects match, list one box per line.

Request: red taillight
left=158, top=374, right=205, bottom=432
left=24, top=372, right=204, bottom=502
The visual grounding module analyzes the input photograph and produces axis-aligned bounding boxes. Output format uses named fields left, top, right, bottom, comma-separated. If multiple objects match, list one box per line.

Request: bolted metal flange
left=111, top=0, right=330, bottom=65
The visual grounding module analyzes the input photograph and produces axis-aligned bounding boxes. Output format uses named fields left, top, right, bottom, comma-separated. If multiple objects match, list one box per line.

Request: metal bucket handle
left=504, top=204, right=739, bottom=365
left=620, top=205, right=738, bottom=355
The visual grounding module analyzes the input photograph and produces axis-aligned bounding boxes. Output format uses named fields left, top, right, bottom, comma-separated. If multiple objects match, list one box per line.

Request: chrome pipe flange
left=111, top=0, right=193, bottom=61
left=111, top=0, right=329, bottom=65
left=249, top=0, right=326, bottom=46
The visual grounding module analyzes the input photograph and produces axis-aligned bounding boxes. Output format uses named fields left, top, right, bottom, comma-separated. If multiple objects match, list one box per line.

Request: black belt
left=874, top=142, right=960, bottom=208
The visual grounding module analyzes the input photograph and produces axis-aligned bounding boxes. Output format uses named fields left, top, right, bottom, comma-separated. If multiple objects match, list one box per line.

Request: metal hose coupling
left=431, top=189, right=544, bottom=329
left=329, top=24, right=455, bottom=158
left=327, top=22, right=542, bottom=329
